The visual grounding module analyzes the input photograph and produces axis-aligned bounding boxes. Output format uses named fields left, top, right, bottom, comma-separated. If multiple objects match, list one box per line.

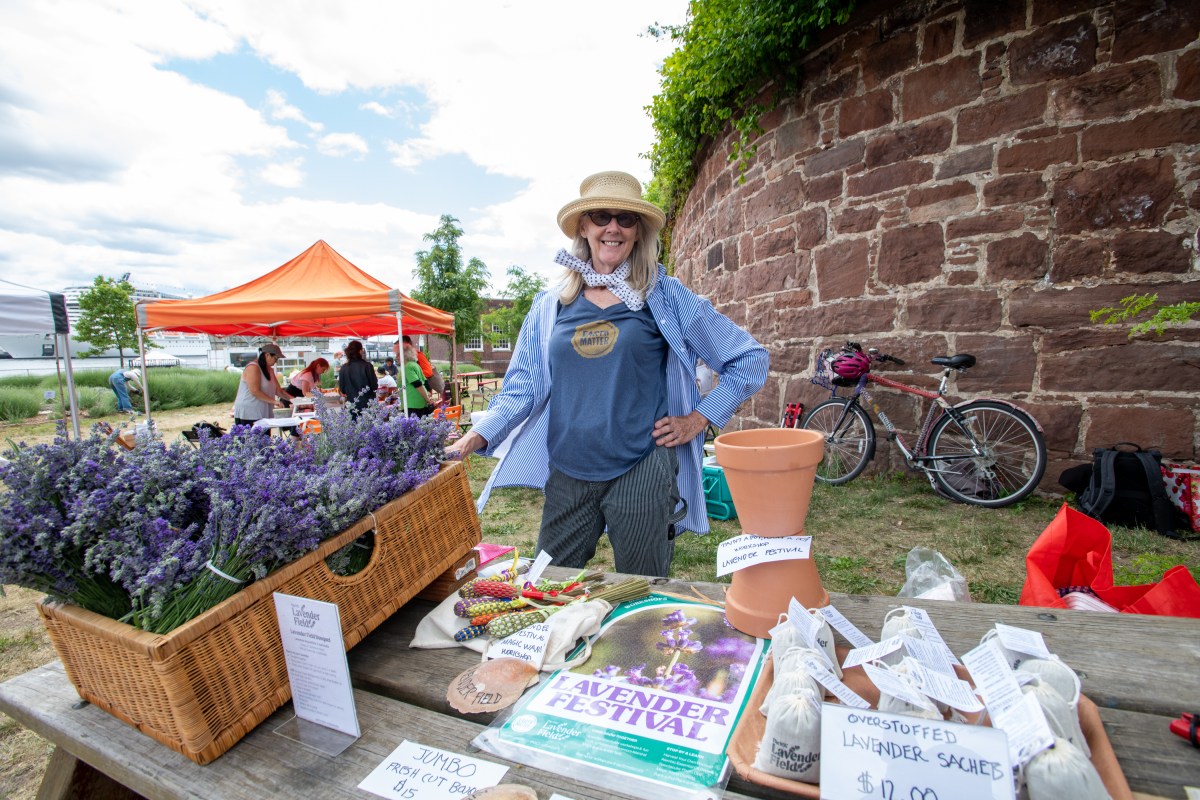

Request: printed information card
left=272, top=592, right=359, bottom=737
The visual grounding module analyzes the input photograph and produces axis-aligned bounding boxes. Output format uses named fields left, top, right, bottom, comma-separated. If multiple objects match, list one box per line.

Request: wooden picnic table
left=455, top=370, right=499, bottom=409
left=2, top=570, right=1198, bottom=799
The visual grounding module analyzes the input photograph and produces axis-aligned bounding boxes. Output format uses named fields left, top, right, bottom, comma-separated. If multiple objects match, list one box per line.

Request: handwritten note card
left=485, top=622, right=551, bottom=667
left=358, top=740, right=508, bottom=800
left=821, top=704, right=1015, bottom=800
left=716, top=534, right=811, bottom=576
left=272, top=592, right=359, bottom=737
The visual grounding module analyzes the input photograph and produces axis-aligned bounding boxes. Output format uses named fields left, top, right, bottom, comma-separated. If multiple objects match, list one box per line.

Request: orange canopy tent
left=135, top=240, right=454, bottom=338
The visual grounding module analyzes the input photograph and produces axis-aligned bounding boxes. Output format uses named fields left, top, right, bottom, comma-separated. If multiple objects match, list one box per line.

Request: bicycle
left=801, top=342, right=1047, bottom=507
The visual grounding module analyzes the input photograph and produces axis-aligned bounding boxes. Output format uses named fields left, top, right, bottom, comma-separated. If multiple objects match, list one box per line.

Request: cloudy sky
left=0, top=0, right=687, bottom=299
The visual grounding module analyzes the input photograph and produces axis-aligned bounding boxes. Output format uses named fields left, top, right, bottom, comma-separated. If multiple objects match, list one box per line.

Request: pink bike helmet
left=830, top=349, right=871, bottom=380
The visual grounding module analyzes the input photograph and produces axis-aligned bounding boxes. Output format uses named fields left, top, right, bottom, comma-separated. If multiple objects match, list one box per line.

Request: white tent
left=0, top=280, right=81, bottom=437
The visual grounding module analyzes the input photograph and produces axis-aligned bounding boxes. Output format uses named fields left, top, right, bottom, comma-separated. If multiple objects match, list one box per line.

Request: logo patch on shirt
left=571, top=321, right=619, bottom=358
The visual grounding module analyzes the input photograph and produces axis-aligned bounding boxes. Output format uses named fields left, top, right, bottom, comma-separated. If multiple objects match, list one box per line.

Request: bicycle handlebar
left=872, top=353, right=906, bottom=367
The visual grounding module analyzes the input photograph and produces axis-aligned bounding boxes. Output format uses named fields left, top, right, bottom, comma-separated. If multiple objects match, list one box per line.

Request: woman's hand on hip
left=653, top=410, right=709, bottom=448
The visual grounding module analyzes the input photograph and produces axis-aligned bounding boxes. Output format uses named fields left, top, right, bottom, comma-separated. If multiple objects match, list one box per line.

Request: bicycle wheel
left=802, top=399, right=875, bottom=484
left=926, top=400, right=1047, bottom=507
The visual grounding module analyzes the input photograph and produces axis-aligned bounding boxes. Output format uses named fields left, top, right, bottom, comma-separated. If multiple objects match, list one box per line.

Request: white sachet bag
left=1023, top=738, right=1110, bottom=800
left=805, top=607, right=843, bottom=678
left=760, top=659, right=822, bottom=716
left=768, top=614, right=804, bottom=672
left=753, top=687, right=822, bottom=783
left=880, top=607, right=924, bottom=642
left=1021, top=676, right=1090, bottom=758
left=1017, top=656, right=1081, bottom=707
left=540, top=599, right=612, bottom=671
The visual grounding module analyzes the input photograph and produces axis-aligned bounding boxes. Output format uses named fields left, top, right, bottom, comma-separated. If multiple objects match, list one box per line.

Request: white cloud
left=259, top=158, right=305, bottom=188
left=0, top=0, right=686, bottom=298
left=316, top=132, right=368, bottom=158
left=265, top=89, right=323, bottom=132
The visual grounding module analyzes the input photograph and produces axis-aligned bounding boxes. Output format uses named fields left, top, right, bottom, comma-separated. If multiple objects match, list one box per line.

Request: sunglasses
left=586, top=210, right=640, bottom=229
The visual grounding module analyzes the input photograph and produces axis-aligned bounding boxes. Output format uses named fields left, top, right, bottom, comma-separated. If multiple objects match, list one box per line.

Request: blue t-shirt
left=546, top=295, right=668, bottom=480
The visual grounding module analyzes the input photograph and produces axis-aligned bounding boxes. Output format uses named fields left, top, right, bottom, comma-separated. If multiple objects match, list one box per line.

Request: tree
left=481, top=265, right=547, bottom=347
left=411, top=215, right=490, bottom=345
left=73, top=276, right=156, bottom=366
left=1091, top=293, right=1200, bottom=337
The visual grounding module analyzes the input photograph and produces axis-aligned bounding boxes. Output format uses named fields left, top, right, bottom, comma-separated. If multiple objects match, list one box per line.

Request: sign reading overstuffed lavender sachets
left=473, top=595, right=767, bottom=798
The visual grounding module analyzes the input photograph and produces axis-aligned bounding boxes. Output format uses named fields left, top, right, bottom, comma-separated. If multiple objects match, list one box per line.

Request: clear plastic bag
left=896, top=546, right=971, bottom=602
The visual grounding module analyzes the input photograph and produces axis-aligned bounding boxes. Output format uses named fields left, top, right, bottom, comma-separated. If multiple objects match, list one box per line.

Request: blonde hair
left=558, top=217, right=661, bottom=305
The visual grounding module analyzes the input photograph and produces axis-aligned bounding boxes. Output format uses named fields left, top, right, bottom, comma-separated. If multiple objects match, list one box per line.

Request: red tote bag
left=1021, top=504, right=1200, bottom=618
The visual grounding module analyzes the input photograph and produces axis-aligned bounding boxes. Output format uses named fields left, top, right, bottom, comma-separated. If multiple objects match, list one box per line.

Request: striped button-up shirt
left=472, top=265, right=769, bottom=536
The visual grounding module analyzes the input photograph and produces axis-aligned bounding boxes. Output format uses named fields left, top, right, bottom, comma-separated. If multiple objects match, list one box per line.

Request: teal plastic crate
left=703, top=464, right=737, bottom=521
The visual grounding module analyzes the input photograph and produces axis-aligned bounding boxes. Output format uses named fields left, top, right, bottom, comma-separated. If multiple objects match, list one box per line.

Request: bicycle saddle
left=931, top=354, right=976, bottom=369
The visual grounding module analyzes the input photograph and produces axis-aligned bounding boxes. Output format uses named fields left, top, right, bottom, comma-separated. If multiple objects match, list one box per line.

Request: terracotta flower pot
left=716, top=428, right=829, bottom=637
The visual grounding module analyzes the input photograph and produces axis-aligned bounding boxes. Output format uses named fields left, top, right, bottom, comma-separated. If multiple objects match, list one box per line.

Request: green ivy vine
left=647, top=0, right=857, bottom=216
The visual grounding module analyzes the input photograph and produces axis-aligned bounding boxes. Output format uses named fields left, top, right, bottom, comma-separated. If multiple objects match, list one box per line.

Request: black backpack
left=1059, top=442, right=1189, bottom=539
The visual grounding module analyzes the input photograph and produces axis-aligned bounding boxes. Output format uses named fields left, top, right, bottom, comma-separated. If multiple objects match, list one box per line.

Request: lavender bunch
left=70, top=434, right=211, bottom=629
left=0, top=425, right=130, bottom=618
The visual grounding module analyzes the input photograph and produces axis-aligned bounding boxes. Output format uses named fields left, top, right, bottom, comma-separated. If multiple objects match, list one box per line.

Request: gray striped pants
left=537, top=446, right=681, bottom=578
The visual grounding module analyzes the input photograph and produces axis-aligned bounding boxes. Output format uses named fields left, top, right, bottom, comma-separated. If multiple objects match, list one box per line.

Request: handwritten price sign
left=358, top=740, right=508, bottom=800
left=819, top=704, right=1014, bottom=800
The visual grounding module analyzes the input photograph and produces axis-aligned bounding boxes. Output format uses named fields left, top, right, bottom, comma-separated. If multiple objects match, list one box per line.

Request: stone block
left=814, top=239, right=869, bottom=301
left=997, top=136, right=1077, bottom=174
left=776, top=115, right=821, bottom=155
left=983, top=174, right=1046, bottom=207
left=848, top=161, right=934, bottom=197
left=1049, top=237, right=1108, bottom=282
left=922, top=17, right=957, bottom=63
left=840, top=90, right=895, bottom=137
left=865, top=118, right=953, bottom=167
left=963, top=0, right=1027, bottom=49
left=1080, top=109, right=1200, bottom=161
left=901, top=55, right=982, bottom=120
left=957, top=87, right=1049, bottom=144
left=811, top=70, right=859, bottom=108
left=863, top=29, right=919, bottom=89
left=835, top=206, right=883, bottom=234
left=1112, top=1, right=1200, bottom=62
left=805, top=139, right=865, bottom=177
left=987, top=233, right=1049, bottom=281
left=952, top=333, right=1037, bottom=393
left=1177, top=48, right=1200, bottom=102
left=1032, top=0, right=1100, bottom=26
left=745, top=171, right=806, bottom=228
left=1053, top=157, right=1175, bottom=233
left=1009, top=17, right=1097, bottom=86
left=754, top=227, right=796, bottom=261
left=946, top=211, right=1025, bottom=239
left=795, top=207, right=828, bottom=250
left=807, top=173, right=844, bottom=202
left=732, top=257, right=800, bottom=299
left=1009, top=281, right=1197, bottom=329
left=906, top=288, right=1003, bottom=332
left=938, top=145, right=994, bottom=179
left=1052, top=61, right=1161, bottom=121
left=1044, top=342, right=1200, bottom=394
left=1112, top=231, right=1191, bottom=275
left=878, top=223, right=945, bottom=285
left=706, top=242, right=724, bottom=271
left=788, top=297, right=900, bottom=338
left=1083, top=403, right=1196, bottom=456
left=1017, top=402, right=1084, bottom=456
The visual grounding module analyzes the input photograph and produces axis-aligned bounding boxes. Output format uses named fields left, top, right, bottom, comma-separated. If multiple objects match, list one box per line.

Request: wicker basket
left=38, top=461, right=481, bottom=765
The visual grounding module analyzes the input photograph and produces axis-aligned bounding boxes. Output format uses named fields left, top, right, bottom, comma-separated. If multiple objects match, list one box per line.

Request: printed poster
left=473, top=594, right=767, bottom=797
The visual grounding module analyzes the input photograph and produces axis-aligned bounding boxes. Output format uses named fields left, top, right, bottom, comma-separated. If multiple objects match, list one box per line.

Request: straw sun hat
left=556, top=171, right=666, bottom=239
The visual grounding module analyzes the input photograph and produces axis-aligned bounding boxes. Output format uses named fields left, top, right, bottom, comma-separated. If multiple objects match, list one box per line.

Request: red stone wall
left=672, top=0, right=1200, bottom=485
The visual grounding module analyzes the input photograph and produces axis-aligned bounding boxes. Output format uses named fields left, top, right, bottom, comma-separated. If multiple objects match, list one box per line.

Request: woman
left=337, top=340, right=377, bottom=415
left=233, top=343, right=292, bottom=427
left=399, top=338, right=432, bottom=417
left=447, top=171, right=768, bottom=577
left=287, top=357, right=330, bottom=398
left=107, top=367, right=143, bottom=415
